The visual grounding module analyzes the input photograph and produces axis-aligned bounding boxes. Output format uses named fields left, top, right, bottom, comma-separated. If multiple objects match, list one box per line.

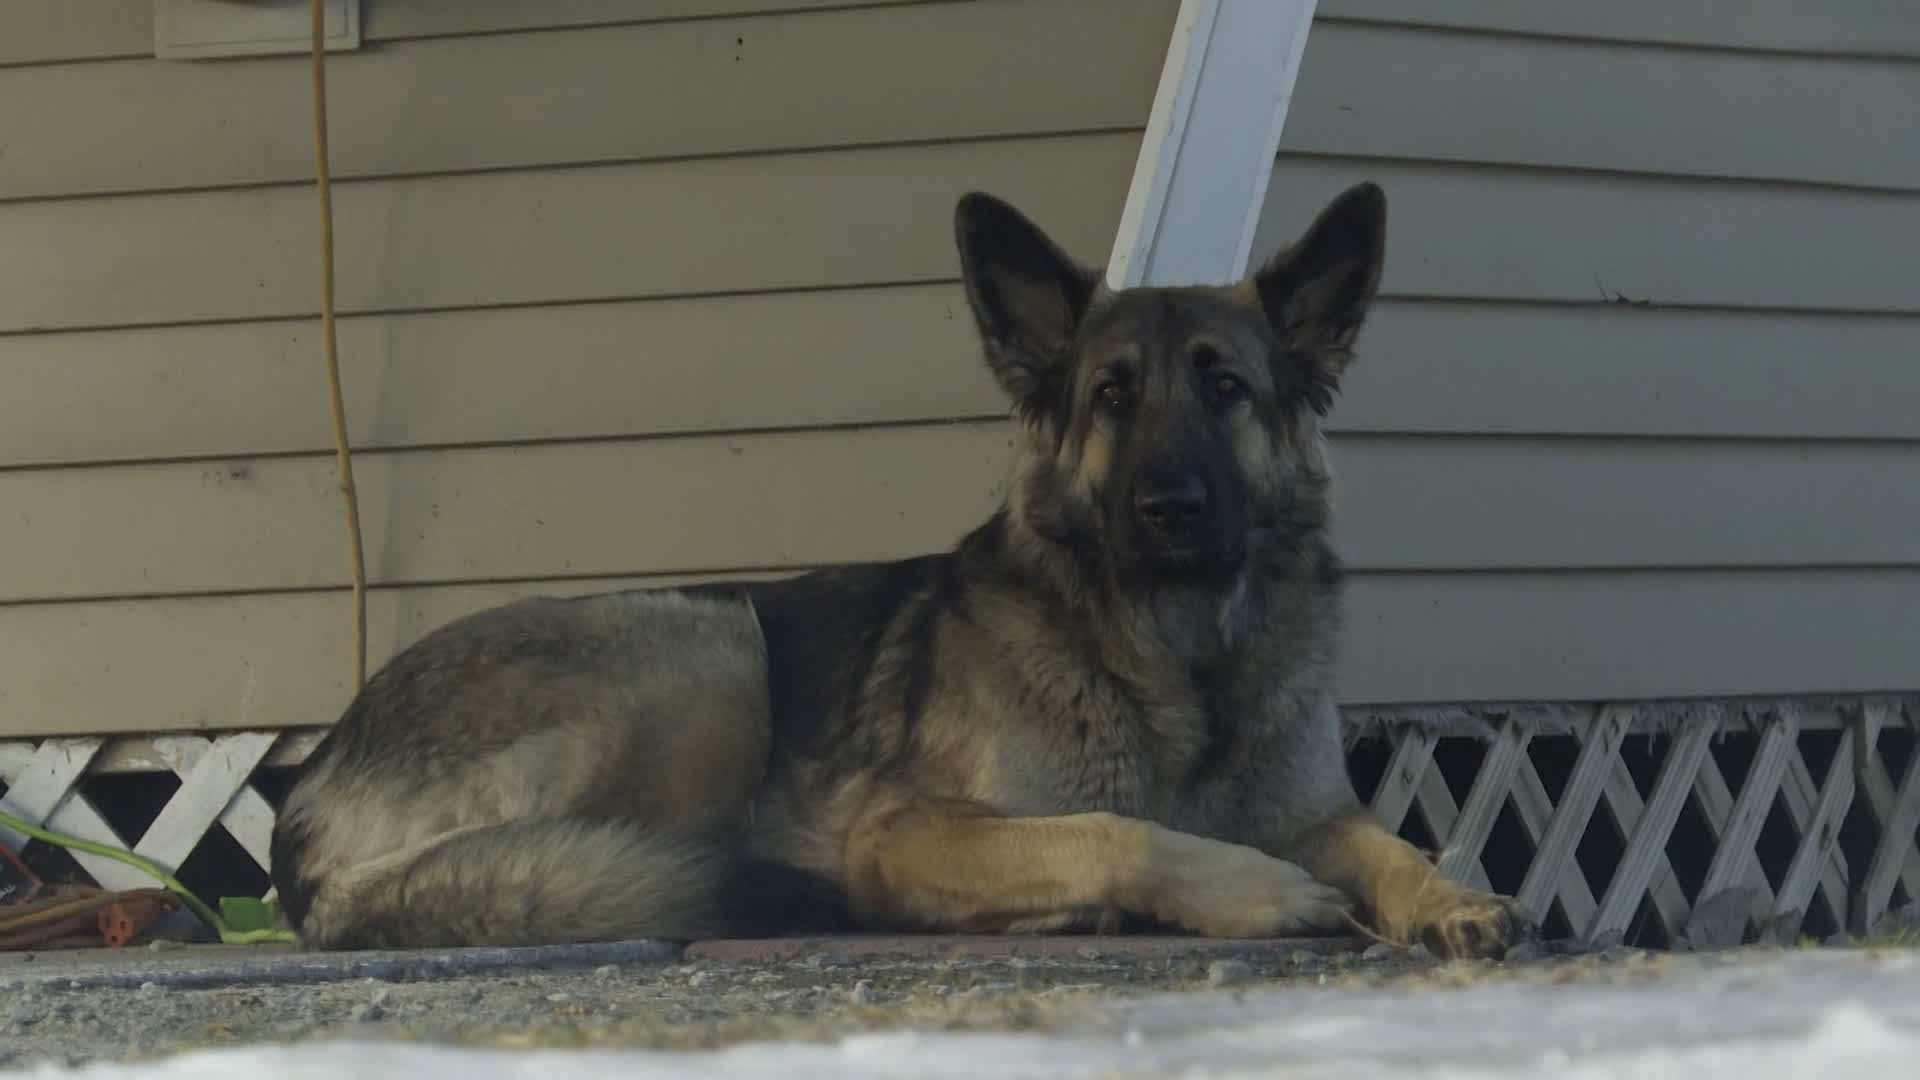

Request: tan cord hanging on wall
left=310, top=0, right=368, bottom=689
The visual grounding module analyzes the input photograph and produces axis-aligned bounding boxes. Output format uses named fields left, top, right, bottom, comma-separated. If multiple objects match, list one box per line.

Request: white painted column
left=1106, top=0, right=1319, bottom=290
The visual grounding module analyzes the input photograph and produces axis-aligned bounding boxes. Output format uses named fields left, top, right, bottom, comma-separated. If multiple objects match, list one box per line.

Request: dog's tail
left=280, top=818, right=850, bottom=950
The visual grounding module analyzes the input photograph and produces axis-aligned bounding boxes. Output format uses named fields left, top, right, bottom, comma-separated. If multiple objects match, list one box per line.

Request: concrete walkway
left=4, top=941, right=1917, bottom=1077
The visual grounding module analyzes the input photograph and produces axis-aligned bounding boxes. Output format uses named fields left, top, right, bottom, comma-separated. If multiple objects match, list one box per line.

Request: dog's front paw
left=1133, top=826, right=1354, bottom=939
left=1410, top=889, right=1521, bottom=960
left=1376, top=881, right=1525, bottom=961
left=1293, top=812, right=1534, bottom=960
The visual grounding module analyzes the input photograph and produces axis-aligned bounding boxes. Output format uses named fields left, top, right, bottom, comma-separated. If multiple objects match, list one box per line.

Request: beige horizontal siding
left=3, top=427, right=1916, bottom=605
left=0, top=0, right=939, bottom=67
left=15, top=6, right=1912, bottom=204
left=0, top=425, right=1014, bottom=603
left=0, top=0, right=1184, bottom=740
left=18, top=0, right=1908, bottom=68
left=9, top=144, right=1914, bottom=341
left=0, top=286, right=999, bottom=467
left=0, top=1, right=151, bottom=66
left=0, top=133, right=1139, bottom=335
left=7, top=296, right=1917, bottom=471
left=0, top=0, right=1175, bottom=202
left=6, top=567, right=1915, bottom=737
left=5, top=0, right=1916, bottom=741
left=0, top=286, right=992, bottom=467
left=364, top=0, right=937, bottom=41
left=1319, top=0, right=1920, bottom=58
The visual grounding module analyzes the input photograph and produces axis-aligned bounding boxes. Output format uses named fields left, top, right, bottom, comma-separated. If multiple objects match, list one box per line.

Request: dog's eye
left=1209, top=373, right=1249, bottom=406
left=1095, top=382, right=1132, bottom=413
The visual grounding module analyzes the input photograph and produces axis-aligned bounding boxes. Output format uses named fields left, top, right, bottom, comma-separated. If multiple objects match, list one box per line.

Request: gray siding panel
left=4, top=568, right=1912, bottom=737
left=2, top=427, right=1912, bottom=605
left=1340, top=569, right=1920, bottom=706
left=1288, top=23, right=1920, bottom=190
left=1330, top=438, right=1920, bottom=572
left=21, top=8, right=1913, bottom=204
left=1250, top=6, right=1920, bottom=702
left=4, top=298, right=1912, bottom=473
left=1254, top=159, right=1920, bottom=313
left=1340, top=305, right=1920, bottom=441
left=1319, top=0, right=1920, bottom=58
left=11, top=142, right=1913, bottom=340
left=24, top=0, right=1903, bottom=68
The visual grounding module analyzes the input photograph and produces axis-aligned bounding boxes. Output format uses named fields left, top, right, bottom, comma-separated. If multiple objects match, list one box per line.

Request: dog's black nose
left=1135, top=476, right=1210, bottom=533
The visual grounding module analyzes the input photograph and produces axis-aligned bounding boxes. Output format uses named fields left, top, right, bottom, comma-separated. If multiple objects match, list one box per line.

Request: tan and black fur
left=270, top=182, right=1523, bottom=959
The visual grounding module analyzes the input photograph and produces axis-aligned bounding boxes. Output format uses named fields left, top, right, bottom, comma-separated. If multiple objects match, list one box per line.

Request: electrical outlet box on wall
left=155, top=0, right=361, bottom=60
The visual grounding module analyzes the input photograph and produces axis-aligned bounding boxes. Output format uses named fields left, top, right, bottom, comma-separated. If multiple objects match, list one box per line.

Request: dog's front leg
left=845, top=797, right=1351, bottom=937
left=1287, top=805, right=1519, bottom=959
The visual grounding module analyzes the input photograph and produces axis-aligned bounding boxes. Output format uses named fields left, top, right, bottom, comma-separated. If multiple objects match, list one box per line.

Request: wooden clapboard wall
left=1, top=0, right=1917, bottom=740
left=0, top=0, right=1173, bottom=739
left=1260, top=0, right=1920, bottom=707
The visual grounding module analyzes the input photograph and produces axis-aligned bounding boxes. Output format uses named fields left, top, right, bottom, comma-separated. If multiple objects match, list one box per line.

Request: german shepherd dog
left=270, top=181, right=1522, bottom=959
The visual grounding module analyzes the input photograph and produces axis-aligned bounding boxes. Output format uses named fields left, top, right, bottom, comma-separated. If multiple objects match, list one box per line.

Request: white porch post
left=1106, top=0, right=1319, bottom=290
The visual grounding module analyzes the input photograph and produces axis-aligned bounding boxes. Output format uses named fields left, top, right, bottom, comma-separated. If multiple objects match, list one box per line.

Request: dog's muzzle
left=1130, top=473, right=1243, bottom=576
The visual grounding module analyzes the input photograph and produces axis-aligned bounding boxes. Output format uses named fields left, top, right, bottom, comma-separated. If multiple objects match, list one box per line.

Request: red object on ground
left=96, top=893, right=177, bottom=947
left=0, top=884, right=182, bottom=951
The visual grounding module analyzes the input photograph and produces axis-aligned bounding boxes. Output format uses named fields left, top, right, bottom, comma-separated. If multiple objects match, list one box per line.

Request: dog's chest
left=973, top=671, right=1223, bottom=820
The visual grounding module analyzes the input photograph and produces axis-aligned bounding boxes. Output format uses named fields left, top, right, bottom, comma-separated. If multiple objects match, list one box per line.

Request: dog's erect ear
left=1247, top=181, right=1387, bottom=414
left=954, top=192, right=1100, bottom=422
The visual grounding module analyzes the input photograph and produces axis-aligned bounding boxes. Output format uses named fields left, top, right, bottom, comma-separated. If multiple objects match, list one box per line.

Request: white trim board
left=1106, top=0, right=1319, bottom=289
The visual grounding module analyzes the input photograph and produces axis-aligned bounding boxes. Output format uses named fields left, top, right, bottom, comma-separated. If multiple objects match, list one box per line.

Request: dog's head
left=954, top=182, right=1387, bottom=588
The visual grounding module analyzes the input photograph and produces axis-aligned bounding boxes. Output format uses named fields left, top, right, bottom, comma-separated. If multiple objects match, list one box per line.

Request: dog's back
left=268, top=586, right=848, bottom=948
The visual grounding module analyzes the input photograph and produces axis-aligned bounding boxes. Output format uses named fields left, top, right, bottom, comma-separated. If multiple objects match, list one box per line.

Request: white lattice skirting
left=2, top=695, right=1916, bottom=947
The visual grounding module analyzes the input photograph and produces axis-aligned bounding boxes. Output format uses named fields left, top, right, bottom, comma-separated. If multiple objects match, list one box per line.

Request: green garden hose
left=0, top=807, right=295, bottom=945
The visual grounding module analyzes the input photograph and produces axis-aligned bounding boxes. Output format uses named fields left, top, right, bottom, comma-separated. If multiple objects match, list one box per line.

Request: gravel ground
left=0, top=933, right=1913, bottom=1072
